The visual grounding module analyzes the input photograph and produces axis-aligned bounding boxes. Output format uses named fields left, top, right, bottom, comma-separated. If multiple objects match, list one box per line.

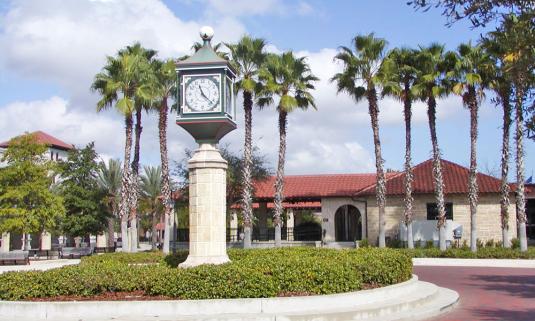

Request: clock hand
left=199, top=86, right=214, bottom=105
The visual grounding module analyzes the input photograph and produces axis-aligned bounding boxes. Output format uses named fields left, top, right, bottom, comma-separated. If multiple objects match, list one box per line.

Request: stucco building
left=251, top=159, right=535, bottom=246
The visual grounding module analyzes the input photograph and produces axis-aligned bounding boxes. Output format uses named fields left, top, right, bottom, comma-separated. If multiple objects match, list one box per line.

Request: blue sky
left=0, top=0, right=532, bottom=179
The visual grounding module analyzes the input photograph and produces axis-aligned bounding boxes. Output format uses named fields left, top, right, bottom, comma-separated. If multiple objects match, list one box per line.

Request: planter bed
left=0, top=248, right=412, bottom=301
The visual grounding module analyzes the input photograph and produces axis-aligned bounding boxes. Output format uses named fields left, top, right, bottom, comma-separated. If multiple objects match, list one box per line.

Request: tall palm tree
left=413, top=44, right=452, bottom=251
left=226, top=36, right=267, bottom=249
left=150, top=58, right=176, bottom=254
left=451, top=43, right=494, bottom=252
left=140, top=165, right=163, bottom=250
left=97, top=159, right=122, bottom=248
left=379, top=47, right=418, bottom=248
left=91, top=52, right=149, bottom=252
left=117, top=43, right=156, bottom=253
left=332, top=33, right=388, bottom=248
left=257, top=52, right=318, bottom=247
left=482, top=37, right=514, bottom=248
left=490, top=13, right=535, bottom=252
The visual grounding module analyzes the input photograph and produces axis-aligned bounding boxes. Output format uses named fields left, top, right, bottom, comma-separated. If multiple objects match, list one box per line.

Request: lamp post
left=175, top=26, right=237, bottom=268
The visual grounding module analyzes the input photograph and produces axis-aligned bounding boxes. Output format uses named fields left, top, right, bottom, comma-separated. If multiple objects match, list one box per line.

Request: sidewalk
left=413, top=257, right=535, bottom=268
left=0, top=259, right=80, bottom=274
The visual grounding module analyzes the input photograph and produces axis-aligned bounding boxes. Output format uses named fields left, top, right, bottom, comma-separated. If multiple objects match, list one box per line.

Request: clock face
left=184, top=76, right=220, bottom=112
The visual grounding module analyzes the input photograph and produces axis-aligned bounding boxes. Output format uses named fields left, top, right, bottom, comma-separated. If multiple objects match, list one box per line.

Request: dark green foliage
left=407, top=0, right=534, bottom=27
left=402, top=246, right=535, bottom=259
left=511, top=238, right=520, bottom=249
left=174, top=145, right=271, bottom=207
left=0, top=133, right=65, bottom=236
left=0, top=248, right=412, bottom=301
left=59, top=143, right=109, bottom=237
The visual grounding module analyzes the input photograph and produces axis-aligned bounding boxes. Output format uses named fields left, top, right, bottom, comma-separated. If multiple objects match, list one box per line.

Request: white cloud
left=205, top=0, right=284, bottom=16
left=0, top=0, right=244, bottom=101
left=0, top=0, right=471, bottom=176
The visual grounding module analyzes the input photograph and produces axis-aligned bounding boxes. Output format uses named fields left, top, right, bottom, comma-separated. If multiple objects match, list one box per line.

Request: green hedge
left=0, top=248, right=412, bottom=301
left=401, top=246, right=535, bottom=259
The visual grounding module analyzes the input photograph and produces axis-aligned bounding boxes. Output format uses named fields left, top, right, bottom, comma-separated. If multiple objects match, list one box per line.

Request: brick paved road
left=415, top=266, right=535, bottom=321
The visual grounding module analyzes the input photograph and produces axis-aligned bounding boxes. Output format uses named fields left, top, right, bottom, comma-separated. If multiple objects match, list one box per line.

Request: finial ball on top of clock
left=200, top=26, right=214, bottom=40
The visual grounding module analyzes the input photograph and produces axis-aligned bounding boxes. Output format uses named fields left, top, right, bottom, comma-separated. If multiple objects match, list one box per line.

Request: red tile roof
left=231, top=201, right=322, bottom=210
left=357, top=159, right=504, bottom=196
left=254, top=172, right=399, bottom=200
left=0, top=131, right=74, bottom=151
left=253, top=159, right=506, bottom=200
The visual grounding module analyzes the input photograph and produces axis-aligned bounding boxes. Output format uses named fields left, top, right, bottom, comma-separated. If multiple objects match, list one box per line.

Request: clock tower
left=176, top=26, right=236, bottom=143
left=176, top=26, right=235, bottom=268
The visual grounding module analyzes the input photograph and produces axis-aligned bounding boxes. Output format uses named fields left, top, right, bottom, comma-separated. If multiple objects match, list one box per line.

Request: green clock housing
left=176, top=32, right=237, bottom=143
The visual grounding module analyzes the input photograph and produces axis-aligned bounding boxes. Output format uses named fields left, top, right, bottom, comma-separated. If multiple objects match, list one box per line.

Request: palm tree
left=379, top=47, right=418, bottom=248
left=140, top=165, right=163, bottom=250
left=413, top=44, right=452, bottom=251
left=332, top=33, right=388, bottom=248
left=482, top=37, right=514, bottom=248
left=489, top=14, right=535, bottom=252
left=97, top=159, right=122, bottom=248
left=451, top=43, right=494, bottom=252
left=150, top=58, right=176, bottom=254
left=117, top=43, right=156, bottom=253
left=226, top=36, right=267, bottom=249
left=257, top=52, right=318, bottom=247
left=91, top=52, right=148, bottom=252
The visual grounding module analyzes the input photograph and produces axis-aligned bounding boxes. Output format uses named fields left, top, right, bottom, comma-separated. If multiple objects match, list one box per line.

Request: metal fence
left=176, top=225, right=322, bottom=243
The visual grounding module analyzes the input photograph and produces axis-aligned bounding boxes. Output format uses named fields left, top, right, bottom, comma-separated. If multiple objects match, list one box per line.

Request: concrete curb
left=0, top=275, right=459, bottom=321
left=413, top=258, right=535, bottom=268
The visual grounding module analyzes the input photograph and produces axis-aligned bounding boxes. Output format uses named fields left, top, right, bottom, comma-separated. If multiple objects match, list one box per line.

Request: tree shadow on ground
left=471, top=307, right=535, bottom=321
left=469, top=274, right=535, bottom=299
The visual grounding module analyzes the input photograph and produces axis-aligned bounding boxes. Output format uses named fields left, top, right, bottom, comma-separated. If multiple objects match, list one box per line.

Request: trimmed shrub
left=402, top=246, right=535, bottom=259
left=0, top=248, right=412, bottom=301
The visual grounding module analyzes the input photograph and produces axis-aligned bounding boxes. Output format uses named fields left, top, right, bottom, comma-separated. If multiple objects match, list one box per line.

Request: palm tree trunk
left=514, top=84, right=528, bottom=252
left=106, top=216, right=115, bottom=249
left=468, top=88, right=479, bottom=253
left=427, top=96, right=447, bottom=251
left=241, top=90, right=254, bottom=249
left=273, top=109, right=287, bottom=248
left=499, top=87, right=512, bottom=248
left=403, top=84, right=414, bottom=249
left=368, top=87, right=386, bottom=248
left=120, top=115, right=133, bottom=252
left=151, top=211, right=158, bottom=250
left=158, top=98, right=173, bottom=254
left=129, top=108, right=143, bottom=253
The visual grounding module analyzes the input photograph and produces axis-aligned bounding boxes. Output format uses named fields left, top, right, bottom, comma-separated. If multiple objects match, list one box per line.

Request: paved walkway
left=0, top=259, right=79, bottom=274
left=415, top=265, right=535, bottom=321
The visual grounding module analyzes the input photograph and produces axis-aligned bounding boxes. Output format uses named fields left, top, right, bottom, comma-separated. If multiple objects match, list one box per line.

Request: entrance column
left=179, top=143, right=230, bottom=268
left=286, top=209, right=295, bottom=241
left=1, top=233, right=9, bottom=253
left=41, top=231, right=52, bottom=250
left=230, top=210, right=238, bottom=242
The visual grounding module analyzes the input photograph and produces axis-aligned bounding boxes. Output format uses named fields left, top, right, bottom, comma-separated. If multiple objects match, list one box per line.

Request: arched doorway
left=334, top=205, right=362, bottom=241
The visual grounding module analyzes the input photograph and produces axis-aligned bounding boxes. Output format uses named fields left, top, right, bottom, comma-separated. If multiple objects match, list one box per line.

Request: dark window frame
left=426, top=202, right=453, bottom=220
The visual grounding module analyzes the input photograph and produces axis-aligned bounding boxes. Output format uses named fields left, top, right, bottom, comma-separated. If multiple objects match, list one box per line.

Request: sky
left=0, top=0, right=533, bottom=179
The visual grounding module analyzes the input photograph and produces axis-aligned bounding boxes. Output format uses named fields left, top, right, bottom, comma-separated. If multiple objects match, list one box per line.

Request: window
left=426, top=203, right=453, bottom=220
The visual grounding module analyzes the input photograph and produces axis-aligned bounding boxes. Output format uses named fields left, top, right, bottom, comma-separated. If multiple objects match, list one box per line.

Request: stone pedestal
left=180, top=143, right=230, bottom=268
left=1, top=233, right=10, bottom=253
left=41, top=231, right=52, bottom=250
